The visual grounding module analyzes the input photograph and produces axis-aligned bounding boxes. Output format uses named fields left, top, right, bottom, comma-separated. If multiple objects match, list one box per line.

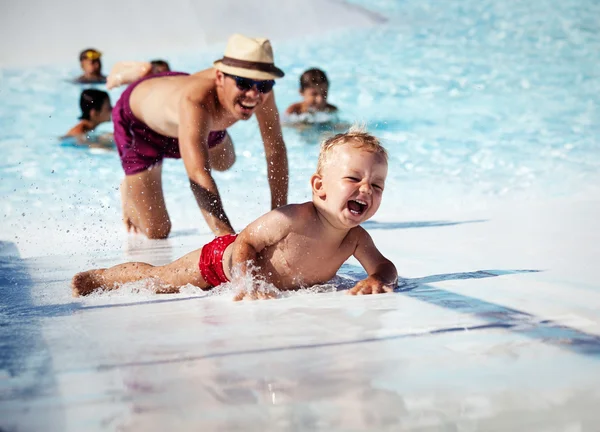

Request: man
left=75, top=48, right=107, bottom=84
left=108, top=34, right=289, bottom=239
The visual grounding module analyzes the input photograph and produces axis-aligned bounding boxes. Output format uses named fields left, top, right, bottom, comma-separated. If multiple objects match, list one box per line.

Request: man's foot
left=72, top=270, right=106, bottom=297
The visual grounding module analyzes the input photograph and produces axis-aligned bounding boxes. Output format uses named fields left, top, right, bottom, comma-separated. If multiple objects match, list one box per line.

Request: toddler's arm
left=349, top=228, right=397, bottom=295
left=231, top=207, right=294, bottom=276
left=230, top=206, right=296, bottom=300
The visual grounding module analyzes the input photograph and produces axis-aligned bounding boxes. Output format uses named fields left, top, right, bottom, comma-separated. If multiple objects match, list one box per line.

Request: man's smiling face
left=216, top=71, right=272, bottom=120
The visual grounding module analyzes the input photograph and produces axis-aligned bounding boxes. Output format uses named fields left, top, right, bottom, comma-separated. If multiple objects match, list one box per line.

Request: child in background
left=64, top=89, right=113, bottom=146
left=71, top=127, right=397, bottom=299
left=75, top=49, right=107, bottom=84
left=286, top=68, right=338, bottom=115
left=150, top=59, right=171, bottom=74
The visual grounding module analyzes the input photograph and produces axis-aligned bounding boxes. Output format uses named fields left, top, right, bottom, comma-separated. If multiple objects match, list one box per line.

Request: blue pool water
left=2, top=2, right=600, bottom=430
left=1, top=0, right=599, bottom=256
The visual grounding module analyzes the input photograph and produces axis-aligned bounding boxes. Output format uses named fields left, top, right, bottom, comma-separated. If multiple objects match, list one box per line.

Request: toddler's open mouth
left=347, top=199, right=368, bottom=215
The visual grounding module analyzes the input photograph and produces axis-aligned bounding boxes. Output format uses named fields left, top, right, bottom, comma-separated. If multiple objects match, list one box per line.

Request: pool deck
left=2, top=196, right=599, bottom=431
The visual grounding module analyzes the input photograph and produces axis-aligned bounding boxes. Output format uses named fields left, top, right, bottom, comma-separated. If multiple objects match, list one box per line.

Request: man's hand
left=347, top=276, right=395, bottom=295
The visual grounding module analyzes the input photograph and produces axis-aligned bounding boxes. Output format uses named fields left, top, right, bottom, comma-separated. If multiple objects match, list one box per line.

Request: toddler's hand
left=233, top=287, right=280, bottom=301
left=347, top=276, right=394, bottom=295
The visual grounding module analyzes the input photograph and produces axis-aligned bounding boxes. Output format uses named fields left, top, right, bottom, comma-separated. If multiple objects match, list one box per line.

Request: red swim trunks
left=112, top=71, right=228, bottom=175
left=199, top=234, right=237, bottom=287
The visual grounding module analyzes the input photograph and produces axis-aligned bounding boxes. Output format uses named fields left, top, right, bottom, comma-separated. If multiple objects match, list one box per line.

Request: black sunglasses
left=225, top=73, right=275, bottom=94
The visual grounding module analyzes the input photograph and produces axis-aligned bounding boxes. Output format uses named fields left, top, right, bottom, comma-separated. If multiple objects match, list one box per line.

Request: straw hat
left=214, top=34, right=285, bottom=80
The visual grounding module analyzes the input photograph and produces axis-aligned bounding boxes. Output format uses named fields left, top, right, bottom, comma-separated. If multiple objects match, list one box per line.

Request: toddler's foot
left=71, top=270, right=106, bottom=297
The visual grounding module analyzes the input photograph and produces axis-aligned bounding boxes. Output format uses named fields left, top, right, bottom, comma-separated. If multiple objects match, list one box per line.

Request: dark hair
left=150, top=59, right=171, bottom=73
left=79, top=89, right=110, bottom=120
left=300, top=68, right=329, bottom=91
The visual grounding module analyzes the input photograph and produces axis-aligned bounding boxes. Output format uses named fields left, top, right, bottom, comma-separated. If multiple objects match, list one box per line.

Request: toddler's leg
left=72, top=248, right=208, bottom=297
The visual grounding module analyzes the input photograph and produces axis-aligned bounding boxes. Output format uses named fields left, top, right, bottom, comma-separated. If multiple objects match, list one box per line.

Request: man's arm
left=255, top=92, right=289, bottom=209
left=348, top=228, right=398, bottom=295
left=178, top=90, right=235, bottom=235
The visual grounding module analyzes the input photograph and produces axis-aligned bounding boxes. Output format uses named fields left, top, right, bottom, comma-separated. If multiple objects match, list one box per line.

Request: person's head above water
left=79, top=89, right=112, bottom=123
left=213, top=34, right=285, bottom=121
left=285, top=68, right=337, bottom=116
left=150, top=59, right=170, bottom=74
left=311, top=126, right=388, bottom=228
left=79, top=48, right=103, bottom=78
left=300, top=68, right=329, bottom=91
left=64, top=89, right=112, bottom=137
left=300, top=68, right=332, bottom=112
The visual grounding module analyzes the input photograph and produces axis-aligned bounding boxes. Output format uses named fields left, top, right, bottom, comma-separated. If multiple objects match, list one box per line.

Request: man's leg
left=121, top=163, right=171, bottom=239
left=209, top=132, right=236, bottom=172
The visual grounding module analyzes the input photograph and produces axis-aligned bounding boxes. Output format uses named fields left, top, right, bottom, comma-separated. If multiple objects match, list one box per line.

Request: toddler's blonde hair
left=316, top=125, right=388, bottom=173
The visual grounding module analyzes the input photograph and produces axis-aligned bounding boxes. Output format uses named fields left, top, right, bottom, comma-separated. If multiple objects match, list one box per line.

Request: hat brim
left=213, top=61, right=284, bottom=80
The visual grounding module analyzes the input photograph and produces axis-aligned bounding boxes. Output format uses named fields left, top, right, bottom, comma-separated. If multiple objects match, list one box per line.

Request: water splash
left=282, top=111, right=340, bottom=125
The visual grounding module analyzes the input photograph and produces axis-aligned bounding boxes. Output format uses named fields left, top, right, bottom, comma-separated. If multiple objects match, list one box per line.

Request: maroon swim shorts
left=199, top=234, right=238, bottom=287
left=112, top=71, right=228, bottom=175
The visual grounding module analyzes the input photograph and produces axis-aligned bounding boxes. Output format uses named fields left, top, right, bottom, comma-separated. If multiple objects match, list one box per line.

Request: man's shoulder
left=180, top=71, right=217, bottom=100
left=186, top=68, right=216, bottom=86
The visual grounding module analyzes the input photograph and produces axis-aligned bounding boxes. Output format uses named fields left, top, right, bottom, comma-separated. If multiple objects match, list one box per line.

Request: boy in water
left=71, top=127, right=397, bottom=299
left=286, top=68, right=338, bottom=115
left=64, top=89, right=112, bottom=137
left=75, top=49, right=107, bottom=84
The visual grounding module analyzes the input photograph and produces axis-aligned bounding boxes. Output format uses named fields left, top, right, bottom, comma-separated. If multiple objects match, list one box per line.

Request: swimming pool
left=2, top=0, right=600, bottom=429
left=2, top=0, right=599, bottom=258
